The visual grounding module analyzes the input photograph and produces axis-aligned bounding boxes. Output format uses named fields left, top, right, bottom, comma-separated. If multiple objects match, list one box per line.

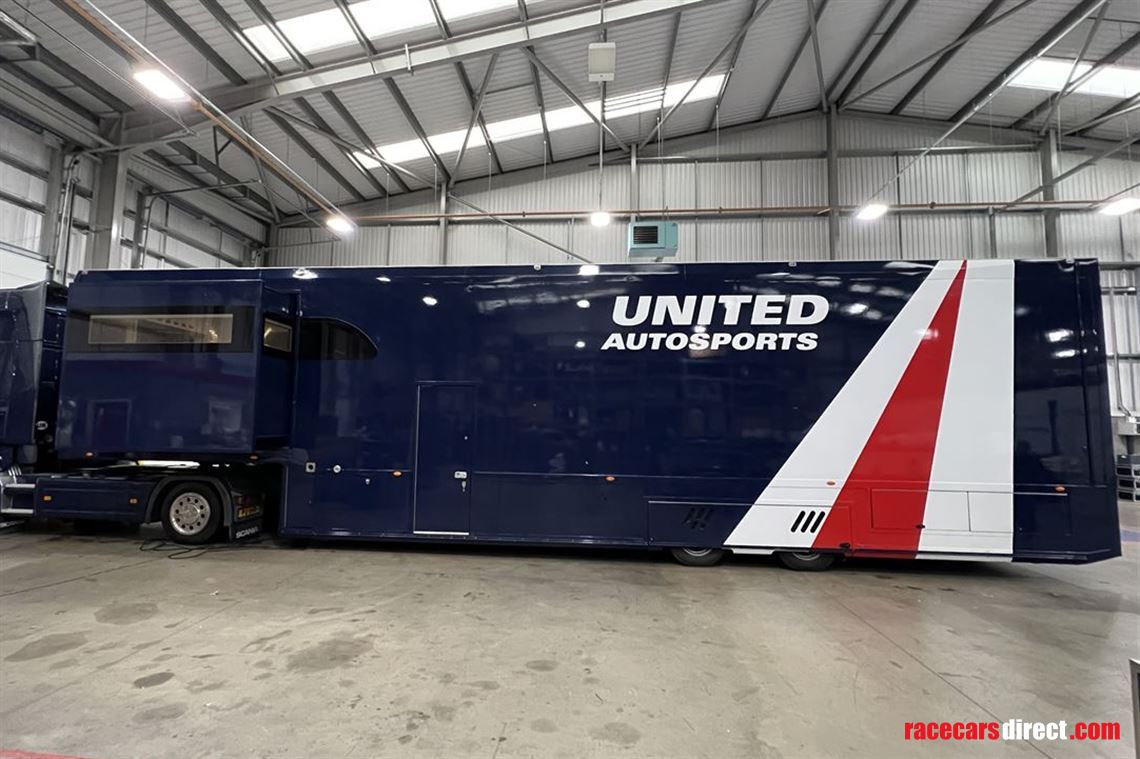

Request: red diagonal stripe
left=814, top=261, right=967, bottom=554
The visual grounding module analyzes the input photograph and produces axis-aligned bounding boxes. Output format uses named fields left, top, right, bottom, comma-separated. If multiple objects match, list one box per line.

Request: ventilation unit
left=627, top=220, right=678, bottom=258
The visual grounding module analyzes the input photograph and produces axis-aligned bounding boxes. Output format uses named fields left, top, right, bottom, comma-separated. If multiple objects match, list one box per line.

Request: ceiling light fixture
left=132, top=68, right=190, bottom=101
left=589, top=210, right=612, bottom=227
left=1099, top=197, right=1140, bottom=216
left=325, top=215, right=355, bottom=235
left=855, top=203, right=889, bottom=221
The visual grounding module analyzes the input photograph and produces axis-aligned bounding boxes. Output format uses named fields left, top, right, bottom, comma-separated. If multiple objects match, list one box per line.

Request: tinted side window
left=299, top=318, right=376, bottom=360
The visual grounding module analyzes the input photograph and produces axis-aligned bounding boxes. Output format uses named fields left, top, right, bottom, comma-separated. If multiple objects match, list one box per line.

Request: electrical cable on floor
left=137, top=534, right=278, bottom=560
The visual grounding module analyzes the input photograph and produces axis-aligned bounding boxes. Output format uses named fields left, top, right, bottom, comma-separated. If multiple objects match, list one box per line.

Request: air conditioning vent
left=632, top=225, right=659, bottom=245
left=627, top=220, right=678, bottom=259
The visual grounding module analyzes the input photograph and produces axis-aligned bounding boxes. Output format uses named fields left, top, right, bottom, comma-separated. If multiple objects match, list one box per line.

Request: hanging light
left=589, top=210, right=612, bottom=227
left=132, top=68, right=190, bottom=101
left=855, top=203, right=889, bottom=221
left=325, top=215, right=355, bottom=235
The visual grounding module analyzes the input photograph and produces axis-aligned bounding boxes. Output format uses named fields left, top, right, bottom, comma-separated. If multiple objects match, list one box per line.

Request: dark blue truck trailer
left=0, top=259, right=1122, bottom=568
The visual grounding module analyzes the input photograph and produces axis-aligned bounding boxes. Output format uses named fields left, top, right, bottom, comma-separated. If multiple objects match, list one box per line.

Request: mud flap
left=228, top=489, right=264, bottom=542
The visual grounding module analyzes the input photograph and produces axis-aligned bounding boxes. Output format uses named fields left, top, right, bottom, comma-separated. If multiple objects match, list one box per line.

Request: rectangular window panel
left=88, top=313, right=234, bottom=346
left=263, top=319, right=294, bottom=353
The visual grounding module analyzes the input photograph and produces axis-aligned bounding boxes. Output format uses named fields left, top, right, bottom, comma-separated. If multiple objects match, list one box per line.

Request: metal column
left=1040, top=130, right=1060, bottom=258
left=826, top=108, right=839, bottom=259
left=89, top=120, right=128, bottom=270
left=39, top=137, right=65, bottom=278
left=438, top=189, right=449, bottom=265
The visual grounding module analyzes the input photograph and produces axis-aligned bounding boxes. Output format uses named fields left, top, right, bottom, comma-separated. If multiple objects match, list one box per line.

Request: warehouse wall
left=271, top=114, right=1140, bottom=267
left=0, top=113, right=263, bottom=287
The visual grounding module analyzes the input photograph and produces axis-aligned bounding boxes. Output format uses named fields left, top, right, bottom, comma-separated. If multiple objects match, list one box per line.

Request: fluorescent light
left=1011, top=58, right=1140, bottom=99
left=578, top=264, right=600, bottom=276
left=589, top=211, right=612, bottom=227
left=855, top=203, right=889, bottom=221
left=357, top=74, right=728, bottom=167
left=576, top=299, right=590, bottom=308
left=326, top=215, right=355, bottom=235
left=422, top=295, right=438, bottom=306
left=245, top=0, right=538, bottom=62
left=132, top=68, right=190, bottom=101
left=1100, top=197, right=1140, bottom=216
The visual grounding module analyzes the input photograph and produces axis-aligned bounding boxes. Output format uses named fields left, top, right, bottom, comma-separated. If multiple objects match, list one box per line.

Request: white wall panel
left=1058, top=215, right=1125, bottom=262
left=901, top=216, right=988, bottom=260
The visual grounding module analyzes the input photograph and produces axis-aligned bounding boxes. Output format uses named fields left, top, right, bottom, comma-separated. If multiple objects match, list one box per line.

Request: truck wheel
left=670, top=547, right=727, bottom=567
left=160, top=484, right=222, bottom=545
left=776, top=551, right=837, bottom=571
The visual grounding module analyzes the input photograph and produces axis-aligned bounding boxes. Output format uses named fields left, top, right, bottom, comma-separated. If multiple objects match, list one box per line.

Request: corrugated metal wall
left=0, top=115, right=257, bottom=286
left=274, top=115, right=1139, bottom=267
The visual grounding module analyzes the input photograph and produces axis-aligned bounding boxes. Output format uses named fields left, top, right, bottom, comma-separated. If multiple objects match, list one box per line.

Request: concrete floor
left=1, top=505, right=1137, bottom=759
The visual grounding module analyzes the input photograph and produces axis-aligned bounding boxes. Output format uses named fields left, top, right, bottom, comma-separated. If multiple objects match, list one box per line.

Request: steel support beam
left=164, top=141, right=276, bottom=218
left=1009, top=31, right=1140, bottom=130
left=123, top=0, right=728, bottom=145
left=890, top=0, right=1004, bottom=115
left=429, top=0, right=505, bottom=176
left=1040, top=130, right=1060, bottom=257
left=38, top=138, right=66, bottom=273
left=706, top=0, right=760, bottom=131
left=26, top=42, right=131, bottom=112
left=999, top=133, right=1140, bottom=210
left=521, top=48, right=629, bottom=153
left=0, top=58, right=100, bottom=124
left=825, top=107, right=839, bottom=258
left=384, top=79, right=451, bottom=186
left=949, top=0, right=1108, bottom=123
left=760, top=0, right=828, bottom=119
left=142, top=0, right=245, bottom=85
left=825, top=0, right=896, bottom=104
left=264, top=110, right=366, bottom=202
left=841, top=0, right=1041, bottom=111
left=89, top=119, right=128, bottom=269
left=643, top=0, right=778, bottom=147
left=1033, top=1, right=1106, bottom=133
left=1066, top=93, right=1140, bottom=136
left=804, top=0, right=828, bottom=110
left=835, top=0, right=919, bottom=107
left=450, top=53, right=499, bottom=186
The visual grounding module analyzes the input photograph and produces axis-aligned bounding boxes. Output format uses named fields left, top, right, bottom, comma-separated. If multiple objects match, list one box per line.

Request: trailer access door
left=413, top=384, right=475, bottom=534
left=58, top=277, right=295, bottom=458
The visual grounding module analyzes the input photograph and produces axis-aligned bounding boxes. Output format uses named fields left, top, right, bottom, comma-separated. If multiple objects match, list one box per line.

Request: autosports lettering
left=603, top=294, right=828, bottom=351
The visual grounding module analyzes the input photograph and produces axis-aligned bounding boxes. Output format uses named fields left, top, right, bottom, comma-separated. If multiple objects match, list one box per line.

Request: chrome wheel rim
left=169, top=492, right=211, bottom=536
left=683, top=548, right=712, bottom=557
left=791, top=551, right=820, bottom=561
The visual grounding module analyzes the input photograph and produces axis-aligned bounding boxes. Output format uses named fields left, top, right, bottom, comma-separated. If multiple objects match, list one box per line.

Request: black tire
left=776, top=551, right=838, bottom=571
left=159, top=483, right=222, bottom=545
left=670, top=547, right=727, bottom=567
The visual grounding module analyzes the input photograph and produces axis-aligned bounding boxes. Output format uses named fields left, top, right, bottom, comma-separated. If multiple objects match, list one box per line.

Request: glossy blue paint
left=3, top=260, right=1122, bottom=564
